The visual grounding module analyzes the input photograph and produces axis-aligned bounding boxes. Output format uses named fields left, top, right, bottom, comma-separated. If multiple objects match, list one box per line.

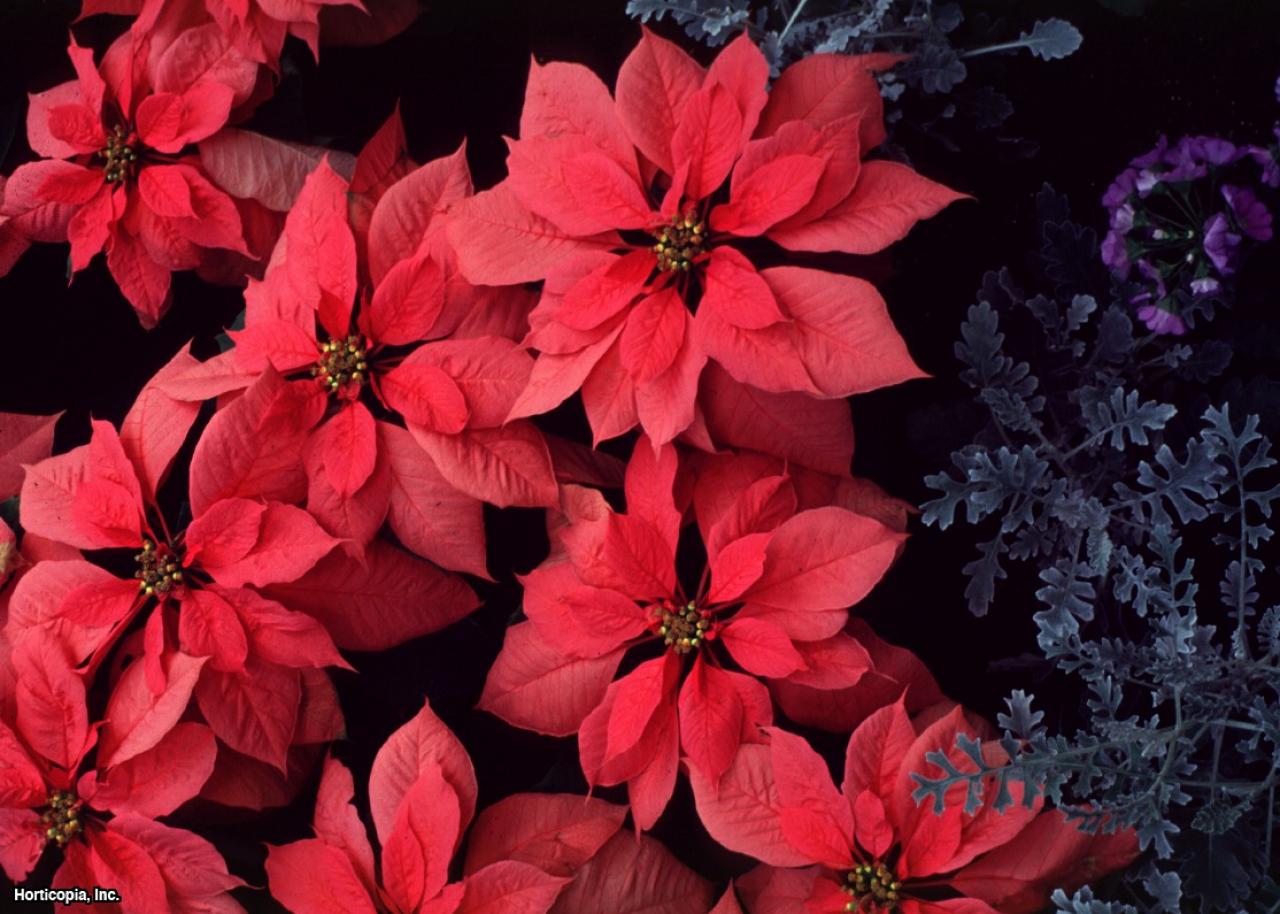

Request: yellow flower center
left=842, top=863, right=902, bottom=912
left=40, top=790, right=84, bottom=848
left=135, top=539, right=183, bottom=596
left=100, top=125, right=137, bottom=185
left=652, top=599, right=712, bottom=654
left=313, top=335, right=368, bottom=395
left=651, top=213, right=705, bottom=272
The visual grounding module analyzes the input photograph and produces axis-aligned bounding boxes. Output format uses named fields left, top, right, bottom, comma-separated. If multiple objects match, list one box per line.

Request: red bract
left=0, top=633, right=243, bottom=912
left=163, top=140, right=553, bottom=576
left=0, top=31, right=260, bottom=326
left=694, top=702, right=1139, bottom=914
left=266, top=698, right=571, bottom=914
left=479, top=437, right=905, bottom=828
left=469, top=794, right=739, bottom=914
left=683, top=449, right=947, bottom=732
left=543, top=831, right=721, bottom=914
left=447, top=29, right=963, bottom=448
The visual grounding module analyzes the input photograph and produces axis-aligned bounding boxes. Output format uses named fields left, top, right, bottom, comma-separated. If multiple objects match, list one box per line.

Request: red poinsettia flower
left=693, top=702, right=1139, bottom=914
left=10, top=349, right=360, bottom=773
left=0, top=30, right=260, bottom=325
left=82, top=0, right=421, bottom=68
left=0, top=633, right=243, bottom=911
left=266, top=698, right=571, bottom=914
left=163, top=149, right=554, bottom=577
left=683, top=448, right=948, bottom=733
left=447, top=29, right=963, bottom=448
left=479, top=436, right=905, bottom=828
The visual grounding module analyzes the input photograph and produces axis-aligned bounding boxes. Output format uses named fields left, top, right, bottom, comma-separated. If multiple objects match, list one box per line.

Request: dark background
left=2, top=0, right=1279, bottom=909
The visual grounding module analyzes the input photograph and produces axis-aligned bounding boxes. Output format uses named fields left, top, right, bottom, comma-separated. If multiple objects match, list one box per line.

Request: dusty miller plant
left=625, top=0, right=1081, bottom=151
left=915, top=187, right=1280, bottom=914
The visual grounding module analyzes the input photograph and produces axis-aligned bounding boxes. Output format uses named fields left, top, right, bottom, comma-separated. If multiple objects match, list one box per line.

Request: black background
left=2, top=0, right=1279, bottom=909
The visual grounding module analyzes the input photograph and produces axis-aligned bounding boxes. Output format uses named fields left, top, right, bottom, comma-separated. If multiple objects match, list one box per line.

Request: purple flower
left=1203, top=212, right=1242, bottom=274
left=1184, top=135, right=1242, bottom=167
left=1222, top=184, right=1274, bottom=241
left=1103, top=168, right=1139, bottom=209
left=1132, top=135, right=1169, bottom=169
left=1102, top=229, right=1130, bottom=273
left=1136, top=304, right=1188, bottom=336
left=1246, top=143, right=1280, bottom=188
left=1190, top=276, right=1222, bottom=297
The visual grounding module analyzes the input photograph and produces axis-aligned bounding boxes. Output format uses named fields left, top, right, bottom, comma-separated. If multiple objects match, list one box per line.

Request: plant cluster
left=0, top=5, right=1147, bottom=913
left=625, top=0, right=1083, bottom=152
left=919, top=181, right=1280, bottom=912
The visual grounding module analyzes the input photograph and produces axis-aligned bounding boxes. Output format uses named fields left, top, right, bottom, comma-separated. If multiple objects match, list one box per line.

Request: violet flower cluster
left=1101, top=134, right=1277, bottom=336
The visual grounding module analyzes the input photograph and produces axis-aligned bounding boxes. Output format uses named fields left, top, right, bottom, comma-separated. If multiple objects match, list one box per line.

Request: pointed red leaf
left=138, top=165, right=195, bottom=218
left=205, top=502, right=339, bottom=588
left=194, top=660, right=300, bottom=773
left=369, top=697, right=478, bottom=847
left=188, top=371, right=326, bottom=516
left=266, top=839, right=378, bottom=914
left=768, top=726, right=854, bottom=868
left=769, top=160, right=966, bottom=255
left=480, top=622, right=624, bottom=737
left=120, top=345, right=202, bottom=504
left=699, top=365, right=854, bottom=475
left=446, top=183, right=617, bottom=287
left=381, top=361, right=470, bottom=434
left=312, top=756, right=376, bottom=888
left=547, top=832, right=713, bottom=914
left=671, top=84, right=744, bottom=203
left=678, top=657, right=745, bottom=783
left=135, top=83, right=234, bottom=153
left=462, top=793, right=625, bottom=877
left=758, top=54, right=887, bottom=150
left=746, top=506, right=903, bottom=612
left=379, top=423, right=487, bottom=577
left=620, top=286, right=688, bottom=384
left=411, top=421, right=558, bottom=509
left=520, top=58, right=637, bottom=174
left=78, top=722, right=215, bottom=818
left=718, top=618, right=805, bottom=678
left=368, top=254, right=446, bottom=346
left=184, top=497, right=267, bottom=572
left=712, top=154, right=826, bottom=237
left=368, top=143, right=471, bottom=284
left=100, top=651, right=206, bottom=767
left=178, top=587, right=249, bottom=673
left=705, top=31, right=770, bottom=144
left=261, top=539, right=478, bottom=652
left=383, top=764, right=461, bottom=914
left=615, top=28, right=706, bottom=175
left=11, top=635, right=88, bottom=771
left=199, top=129, right=330, bottom=213
left=460, top=860, right=571, bottom=914
left=688, top=743, right=814, bottom=868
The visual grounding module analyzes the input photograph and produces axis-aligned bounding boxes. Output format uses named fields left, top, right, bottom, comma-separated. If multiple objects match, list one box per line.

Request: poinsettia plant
left=1, top=30, right=259, bottom=324
left=449, top=28, right=963, bottom=456
left=480, top=435, right=916, bottom=828
left=266, top=698, right=572, bottom=914
left=0, top=632, right=244, bottom=912
left=0, top=0, right=1180, bottom=910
